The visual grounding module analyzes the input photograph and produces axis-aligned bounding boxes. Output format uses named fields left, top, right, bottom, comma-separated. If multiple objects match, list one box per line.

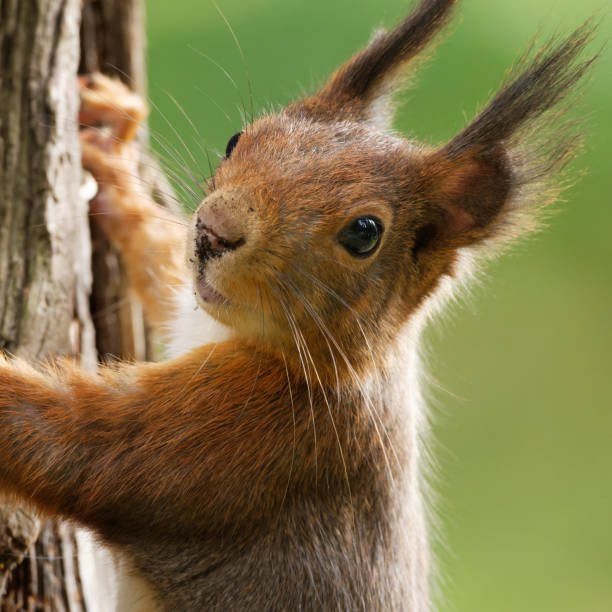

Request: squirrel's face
left=189, top=112, right=456, bottom=365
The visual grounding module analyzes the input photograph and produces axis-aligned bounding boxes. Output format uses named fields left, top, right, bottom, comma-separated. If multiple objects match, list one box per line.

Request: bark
left=0, top=0, right=95, bottom=608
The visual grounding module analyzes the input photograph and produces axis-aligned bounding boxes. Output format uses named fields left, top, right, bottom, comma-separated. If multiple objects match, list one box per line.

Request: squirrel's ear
left=294, top=0, right=458, bottom=126
left=417, top=145, right=512, bottom=251
left=413, top=23, right=597, bottom=254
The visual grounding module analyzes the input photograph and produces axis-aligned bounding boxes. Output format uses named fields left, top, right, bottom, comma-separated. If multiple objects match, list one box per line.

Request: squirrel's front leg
left=79, top=73, right=190, bottom=332
left=0, top=344, right=297, bottom=538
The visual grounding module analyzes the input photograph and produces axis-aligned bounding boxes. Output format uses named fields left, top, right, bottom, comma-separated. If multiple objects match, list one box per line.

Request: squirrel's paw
left=79, top=73, right=145, bottom=186
left=79, top=74, right=149, bottom=240
left=79, top=73, right=148, bottom=144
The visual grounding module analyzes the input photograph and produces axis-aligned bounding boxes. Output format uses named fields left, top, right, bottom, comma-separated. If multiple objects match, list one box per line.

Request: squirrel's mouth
left=195, top=272, right=227, bottom=305
left=193, top=221, right=244, bottom=307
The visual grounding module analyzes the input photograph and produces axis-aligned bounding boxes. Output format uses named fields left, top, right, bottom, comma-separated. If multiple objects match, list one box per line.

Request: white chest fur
left=165, top=283, right=232, bottom=359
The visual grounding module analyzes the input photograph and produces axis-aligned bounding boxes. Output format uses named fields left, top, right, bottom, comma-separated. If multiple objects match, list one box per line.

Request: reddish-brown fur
left=0, top=1, right=597, bottom=609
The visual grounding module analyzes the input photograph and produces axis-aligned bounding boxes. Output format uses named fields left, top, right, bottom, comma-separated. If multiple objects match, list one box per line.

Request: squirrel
left=0, top=0, right=597, bottom=609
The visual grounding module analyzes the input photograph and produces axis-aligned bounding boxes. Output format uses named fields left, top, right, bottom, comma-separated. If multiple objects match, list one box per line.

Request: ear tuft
left=294, top=0, right=458, bottom=124
left=442, top=22, right=598, bottom=160
left=423, top=21, right=599, bottom=252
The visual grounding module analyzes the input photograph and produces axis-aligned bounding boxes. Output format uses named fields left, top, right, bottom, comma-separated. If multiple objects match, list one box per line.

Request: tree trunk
left=0, top=0, right=159, bottom=609
left=0, top=0, right=95, bottom=608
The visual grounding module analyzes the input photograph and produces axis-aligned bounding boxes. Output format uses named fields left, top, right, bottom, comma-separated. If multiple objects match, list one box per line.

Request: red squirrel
left=0, top=0, right=597, bottom=609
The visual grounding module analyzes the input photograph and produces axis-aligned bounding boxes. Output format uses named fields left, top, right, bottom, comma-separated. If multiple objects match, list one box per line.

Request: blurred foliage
left=145, top=1, right=611, bottom=610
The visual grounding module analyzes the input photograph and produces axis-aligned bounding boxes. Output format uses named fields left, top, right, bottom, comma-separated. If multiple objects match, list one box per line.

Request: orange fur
left=0, top=345, right=317, bottom=529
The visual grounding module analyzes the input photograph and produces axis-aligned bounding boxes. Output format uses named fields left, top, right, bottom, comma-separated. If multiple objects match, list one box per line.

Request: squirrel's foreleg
left=79, top=73, right=190, bottom=333
left=0, top=345, right=298, bottom=537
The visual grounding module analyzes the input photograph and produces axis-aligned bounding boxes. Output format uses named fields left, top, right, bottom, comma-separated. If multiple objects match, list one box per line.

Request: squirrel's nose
left=195, top=211, right=245, bottom=263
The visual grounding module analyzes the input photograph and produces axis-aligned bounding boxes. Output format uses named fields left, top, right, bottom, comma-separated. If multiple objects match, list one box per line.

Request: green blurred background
left=144, top=1, right=611, bottom=610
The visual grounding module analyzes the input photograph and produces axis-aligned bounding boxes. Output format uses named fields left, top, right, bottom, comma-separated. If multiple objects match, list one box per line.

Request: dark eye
left=338, top=216, right=383, bottom=258
left=225, top=131, right=243, bottom=158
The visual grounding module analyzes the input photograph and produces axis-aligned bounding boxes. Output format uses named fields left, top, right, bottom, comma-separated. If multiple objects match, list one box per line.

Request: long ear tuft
left=423, top=21, right=599, bottom=252
left=296, top=0, right=458, bottom=123
left=442, top=21, right=598, bottom=160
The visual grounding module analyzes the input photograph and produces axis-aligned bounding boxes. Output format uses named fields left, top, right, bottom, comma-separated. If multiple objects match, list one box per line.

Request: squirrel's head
left=189, top=0, right=595, bottom=378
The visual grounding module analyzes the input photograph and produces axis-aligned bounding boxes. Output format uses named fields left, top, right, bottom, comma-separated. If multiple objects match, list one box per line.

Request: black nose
left=195, top=217, right=245, bottom=264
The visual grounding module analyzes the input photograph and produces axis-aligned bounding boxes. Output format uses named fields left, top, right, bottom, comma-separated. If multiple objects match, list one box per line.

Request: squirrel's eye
left=225, top=131, right=243, bottom=158
left=338, top=216, right=383, bottom=258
